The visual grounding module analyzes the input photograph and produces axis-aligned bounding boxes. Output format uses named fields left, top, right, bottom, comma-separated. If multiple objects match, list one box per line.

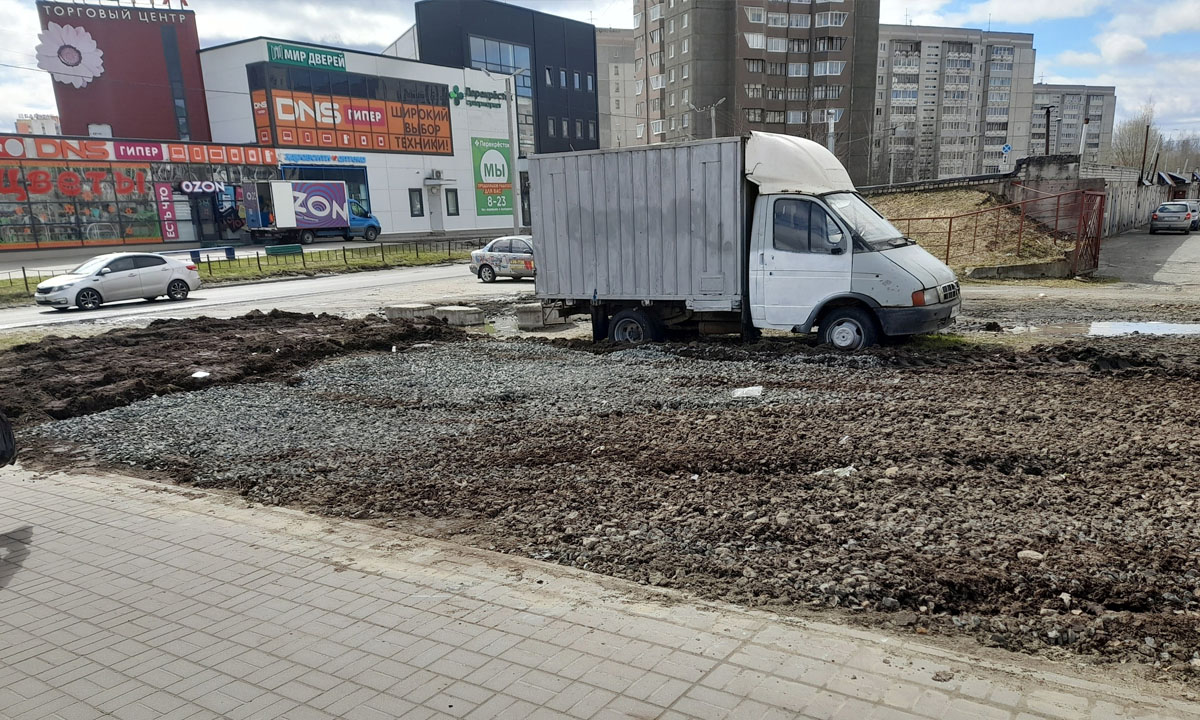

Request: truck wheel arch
left=807, top=294, right=882, bottom=333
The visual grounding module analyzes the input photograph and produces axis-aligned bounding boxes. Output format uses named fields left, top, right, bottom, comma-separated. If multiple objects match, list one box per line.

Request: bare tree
left=1110, top=103, right=1157, bottom=169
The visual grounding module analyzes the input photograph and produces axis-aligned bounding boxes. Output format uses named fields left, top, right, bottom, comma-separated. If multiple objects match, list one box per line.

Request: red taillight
left=186, top=264, right=197, bottom=271
left=1152, top=213, right=1159, bottom=220
left=1187, top=213, right=1193, bottom=220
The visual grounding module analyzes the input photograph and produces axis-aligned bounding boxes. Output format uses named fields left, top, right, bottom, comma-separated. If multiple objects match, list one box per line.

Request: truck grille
left=940, top=282, right=960, bottom=303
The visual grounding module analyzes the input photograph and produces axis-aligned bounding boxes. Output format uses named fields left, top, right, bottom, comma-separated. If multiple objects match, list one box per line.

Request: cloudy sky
left=3, top=0, right=1198, bottom=135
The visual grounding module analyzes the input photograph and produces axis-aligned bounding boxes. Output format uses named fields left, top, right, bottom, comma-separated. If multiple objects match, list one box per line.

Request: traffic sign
left=1001, top=143, right=1012, bottom=155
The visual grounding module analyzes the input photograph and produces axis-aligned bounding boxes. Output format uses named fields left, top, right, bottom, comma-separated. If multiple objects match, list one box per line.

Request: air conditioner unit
left=432, top=169, right=443, bottom=179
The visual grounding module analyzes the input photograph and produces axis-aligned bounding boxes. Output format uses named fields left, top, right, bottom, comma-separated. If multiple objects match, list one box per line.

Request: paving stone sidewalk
left=0, top=467, right=1194, bottom=720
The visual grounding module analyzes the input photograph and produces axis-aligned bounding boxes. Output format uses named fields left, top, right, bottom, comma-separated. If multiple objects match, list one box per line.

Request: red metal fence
left=887, top=189, right=1103, bottom=273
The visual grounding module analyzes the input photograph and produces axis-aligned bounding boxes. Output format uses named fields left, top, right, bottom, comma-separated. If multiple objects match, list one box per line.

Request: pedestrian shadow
left=0, top=526, right=32, bottom=592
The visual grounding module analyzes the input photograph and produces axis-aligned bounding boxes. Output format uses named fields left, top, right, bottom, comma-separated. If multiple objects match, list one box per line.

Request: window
left=409, top=189, right=424, bottom=217
left=788, top=63, right=808, bottom=77
left=574, top=71, right=581, bottom=90
left=744, top=33, right=766, bottom=49
left=668, top=68, right=676, bottom=83
left=651, top=119, right=665, bottom=135
left=650, top=51, right=662, bottom=67
left=789, top=38, right=808, bottom=53
left=787, top=110, right=807, bottom=124
left=562, top=118, right=569, bottom=137
left=765, top=110, right=785, bottom=123
left=668, top=43, right=675, bottom=59
left=636, top=79, right=644, bottom=95
left=446, top=189, right=459, bottom=216
left=682, top=63, right=689, bottom=79
left=669, top=91, right=676, bottom=106
left=746, top=59, right=765, bottom=73
left=132, top=255, right=167, bottom=269
left=768, top=37, right=787, bottom=52
left=813, top=85, right=843, bottom=100
left=766, top=86, right=786, bottom=100
left=773, top=199, right=842, bottom=254
left=682, top=38, right=689, bottom=53
left=745, top=6, right=765, bottom=22
left=649, top=3, right=663, bottom=20
left=682, top=112, right=690, bottom=128
left=650, top=74, right=665, bottom=89
left=814, top=36, right=845, bottom=52
left=545, top=67, right=553, bottom=86
left=682, top=88, right=689, bottom=103
left=560, top=69, right=567, bottom=87
left=682, top=12, right=688, bottom=28
left=589, top=121, right=596, bottom=140
left=745, top=108, right=763, bottom=123
left=745, top=83, right=764, bottom=99
left=670, top=116, right=677, bottom=131
left=767, top=12, right=788, bottom=26
left=811, top=108, right=844, bottom=123
left=813, top=61, right=846, bottom=76
left=548, top=116, right=556, bottom=136
left=815, top=11, right=848, bottom=26
left=576, top=119, right=583, bottom=138
left=651, top=98, right=660, bottom=112
left=614, top=98, right=621, bottom=110
left=989, top=76, right=1011, bottom=87
left=787, top=87, right=806, bottom=100
left=636, top=123, right=646, bottom=138
left=634, top=12, right=642, bottom=27
left=767, top=62, right=786, bottom=75
left=789, top=13, right=810, bottom=28
left=650, top=29, right=662, bottom=43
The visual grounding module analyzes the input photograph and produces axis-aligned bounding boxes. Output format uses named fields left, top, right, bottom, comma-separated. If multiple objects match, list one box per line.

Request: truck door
left=757, top=197, right=852, bottom=328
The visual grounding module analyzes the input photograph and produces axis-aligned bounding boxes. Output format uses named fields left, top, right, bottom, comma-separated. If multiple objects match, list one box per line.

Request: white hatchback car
left=34, top=252, right=202, bottom=311
left=469, top=235, right=535, bottom=283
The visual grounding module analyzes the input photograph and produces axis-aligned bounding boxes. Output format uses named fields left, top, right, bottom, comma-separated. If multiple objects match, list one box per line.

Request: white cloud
left=1106, top=0, right=1200, bottom=38
left=945, top=0, right=1110, bottom=25
left=879, top=0, right=953, bottom=25
left=1094, top=32, right=1147, bottom=64
left=1055, top=50, right=1103, bottom=66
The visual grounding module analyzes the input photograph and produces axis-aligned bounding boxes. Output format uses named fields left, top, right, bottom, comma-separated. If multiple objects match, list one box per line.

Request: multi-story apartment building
left=1031, top=84, right=1116, bottom=163
left=597, top=28, right=638, bottom=148
left=632, top=0, right=879, bottom=185
left=13, top=114, right=61, bottom=135
left=870, top=25, right=1035, bottom=184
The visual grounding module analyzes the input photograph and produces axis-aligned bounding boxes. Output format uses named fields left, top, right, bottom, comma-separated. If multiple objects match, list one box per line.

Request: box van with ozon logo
left=243, top=180, right=381, bottom=244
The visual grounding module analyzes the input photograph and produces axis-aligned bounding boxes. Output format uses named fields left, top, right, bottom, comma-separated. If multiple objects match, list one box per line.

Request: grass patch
left=0, top=283, right=33, bottom=309
left=902, top=332, right=996, bottom=352
left=198, top=248, right=472, bottom=284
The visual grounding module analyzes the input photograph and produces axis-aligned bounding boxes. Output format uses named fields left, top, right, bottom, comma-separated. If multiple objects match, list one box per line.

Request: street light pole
left=688, top=97, right=726, bottom=139
left=484, top=68, right=523, bottom=233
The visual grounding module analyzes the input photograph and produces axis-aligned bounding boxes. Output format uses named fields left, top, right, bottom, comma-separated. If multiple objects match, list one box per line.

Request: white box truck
left=530, top=132, right=961, bottom=349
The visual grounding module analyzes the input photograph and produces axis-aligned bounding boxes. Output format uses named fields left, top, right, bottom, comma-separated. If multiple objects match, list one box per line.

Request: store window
left=409, top=189, right=424, bottom=217
left=446, top=189, right=460, bottom=216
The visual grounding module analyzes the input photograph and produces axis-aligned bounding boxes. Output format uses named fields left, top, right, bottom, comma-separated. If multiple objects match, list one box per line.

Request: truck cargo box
left=531, top=138, right=746, bottom=311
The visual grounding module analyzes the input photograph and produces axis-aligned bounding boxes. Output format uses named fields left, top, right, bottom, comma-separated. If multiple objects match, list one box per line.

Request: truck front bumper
left=876, top=298, right=961, bottom=336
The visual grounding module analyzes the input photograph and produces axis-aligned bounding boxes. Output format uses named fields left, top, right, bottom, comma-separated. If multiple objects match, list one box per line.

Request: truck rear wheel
left=299, top=230, right=316, bottom=245
left=608, top=309, right=662, bottom=343
left=819, top=307, right=878, bottom=350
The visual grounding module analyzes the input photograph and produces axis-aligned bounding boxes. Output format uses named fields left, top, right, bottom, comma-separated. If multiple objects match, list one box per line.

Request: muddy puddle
left=1004, top=321, right=1200, bottom=338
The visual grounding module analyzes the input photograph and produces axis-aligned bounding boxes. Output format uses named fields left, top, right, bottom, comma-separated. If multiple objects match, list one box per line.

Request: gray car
left=1150, top=202, right=1192, bottom=234
left=1188, top=200, right=1200, bottom=230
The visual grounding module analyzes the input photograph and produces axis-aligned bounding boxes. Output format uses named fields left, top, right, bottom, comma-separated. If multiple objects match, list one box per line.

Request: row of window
left=546, top=117, right=598, bottom=141
left=745, top=59, right=846, bottom=76
left=745, top=107, right=843, bottom=124
left=745, top=84, right=841, bottom=100
left=635, top=113, right=691, bottom=138
left=745, top=8, right=848, bottom=26
left=543, top=67, right=596, bottom=93
left=635, top=64, right=690, bottom=94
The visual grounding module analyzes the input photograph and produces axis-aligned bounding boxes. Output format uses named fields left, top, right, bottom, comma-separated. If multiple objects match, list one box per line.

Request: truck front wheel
left=608, top=309, right=662, bottom=343
left=819, top=307, right=878, bottom=350
left=299, top=230, right=316, bottom=245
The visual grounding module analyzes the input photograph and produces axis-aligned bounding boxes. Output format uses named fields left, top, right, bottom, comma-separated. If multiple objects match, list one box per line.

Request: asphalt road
left=0, top=263, right=534, bottom=332
left=1098, top=225, right=1200, bottom=284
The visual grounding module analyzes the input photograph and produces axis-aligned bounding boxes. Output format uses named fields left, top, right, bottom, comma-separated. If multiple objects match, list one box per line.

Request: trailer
left=530, top=133, right=961, bottom=349
left=243, top=180, right=381, bottom=244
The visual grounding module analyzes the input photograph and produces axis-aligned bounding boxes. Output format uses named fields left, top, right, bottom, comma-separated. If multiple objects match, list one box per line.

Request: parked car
left=469, top=235, right=535, bottom=283
left=1188, top=200, right=1200, bottom=230
left=1150, top=202, right=1192, bottom=234
left=34, top=252, right=201, bottom=311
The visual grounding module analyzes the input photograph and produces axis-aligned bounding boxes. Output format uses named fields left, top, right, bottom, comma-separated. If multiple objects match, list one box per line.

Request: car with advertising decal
left=469, top=235, right=535, bottom=282
left=243, top=180, right=381, bottom=244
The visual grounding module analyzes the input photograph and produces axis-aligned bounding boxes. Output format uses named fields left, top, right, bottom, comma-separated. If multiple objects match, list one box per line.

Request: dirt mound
left=0, top=310, right=460, bottom=427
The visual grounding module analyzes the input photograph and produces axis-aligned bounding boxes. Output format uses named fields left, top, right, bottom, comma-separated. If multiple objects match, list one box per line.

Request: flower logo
left=449, top=86, right=463, bottom=105
left=35, top=23, right=105, bottom=89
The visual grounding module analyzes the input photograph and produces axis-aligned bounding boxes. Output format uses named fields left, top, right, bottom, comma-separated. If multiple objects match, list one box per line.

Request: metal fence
left=887, top=189, right=1089, bottom=267
left=0, top=238, right=487, bottom=295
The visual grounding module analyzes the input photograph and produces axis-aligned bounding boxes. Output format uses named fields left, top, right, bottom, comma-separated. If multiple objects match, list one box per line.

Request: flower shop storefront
left=0, top=135, right=279, bottom=250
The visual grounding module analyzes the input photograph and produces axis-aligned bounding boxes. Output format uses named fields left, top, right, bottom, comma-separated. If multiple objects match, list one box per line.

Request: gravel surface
left=26, top=327, right=1200, bottom=677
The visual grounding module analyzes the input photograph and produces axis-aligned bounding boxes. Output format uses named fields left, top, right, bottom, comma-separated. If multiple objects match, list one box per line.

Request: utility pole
left=1043, top=105, right=1055, bottom=155
left=505, top=74, right=520, bottom=233
left=688, top=98, right=725, bottom=139
left=1078, top=117, right=1089, bottom=159
left=826, top=115, right=835, bottom=154
left=1139, top=124, right=1151, bottom=182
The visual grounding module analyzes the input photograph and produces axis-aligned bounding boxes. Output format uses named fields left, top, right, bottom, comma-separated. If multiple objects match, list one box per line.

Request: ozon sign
left=180, top=180, right=226, bottom=194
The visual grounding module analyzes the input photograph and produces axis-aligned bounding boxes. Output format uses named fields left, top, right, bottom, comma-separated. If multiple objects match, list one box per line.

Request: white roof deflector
left=745, top=131, right=857, bottom=195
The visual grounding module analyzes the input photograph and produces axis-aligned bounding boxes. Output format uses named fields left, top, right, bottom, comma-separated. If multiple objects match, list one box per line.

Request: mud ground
left=10, top=309, right=1200, bottom=679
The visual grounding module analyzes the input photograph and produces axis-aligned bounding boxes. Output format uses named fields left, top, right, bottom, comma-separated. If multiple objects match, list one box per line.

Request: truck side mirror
left=827, top=230, right=845, bottom=246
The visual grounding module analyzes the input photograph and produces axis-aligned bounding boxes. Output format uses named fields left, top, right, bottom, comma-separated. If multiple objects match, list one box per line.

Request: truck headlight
left=910, top=288, right=939, bottom=306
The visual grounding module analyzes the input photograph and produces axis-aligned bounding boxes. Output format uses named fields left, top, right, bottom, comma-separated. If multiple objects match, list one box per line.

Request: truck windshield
left=823, top=193, right=911, bottom=249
